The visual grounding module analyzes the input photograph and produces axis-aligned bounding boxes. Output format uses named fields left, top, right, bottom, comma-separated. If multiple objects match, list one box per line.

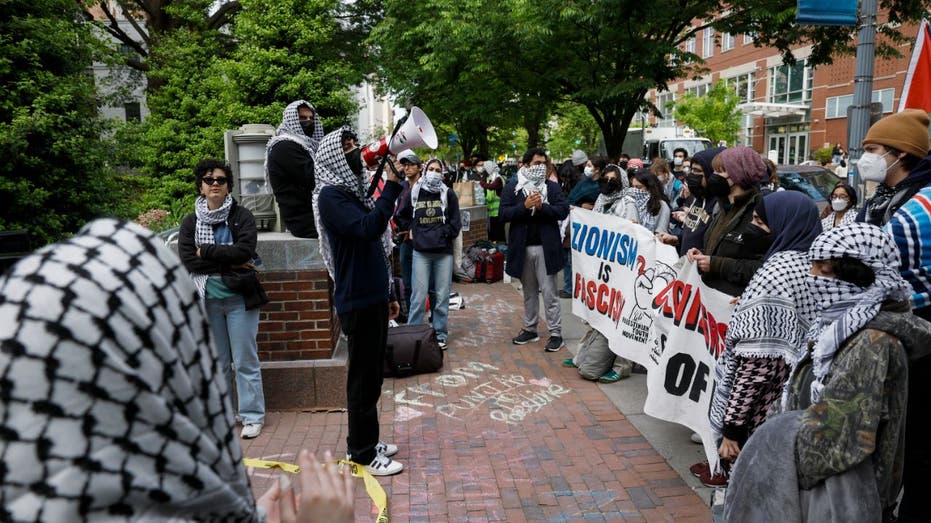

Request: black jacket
left=267, top=140, right=317, bottom=238
left=500, top=179, right=570, bottom=277
left=701, top=190, right=769, bottom=296
left=179, top=200, right=258, bottom=276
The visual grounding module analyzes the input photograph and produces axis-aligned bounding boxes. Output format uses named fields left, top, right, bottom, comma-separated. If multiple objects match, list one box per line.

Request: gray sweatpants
left=520, top=245, right=562, bottom=337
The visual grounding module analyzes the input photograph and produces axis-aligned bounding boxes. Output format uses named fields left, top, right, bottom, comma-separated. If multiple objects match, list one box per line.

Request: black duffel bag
left=221, top=268, right=269, bottom=310
left=384, top=324, right=444, bottom=378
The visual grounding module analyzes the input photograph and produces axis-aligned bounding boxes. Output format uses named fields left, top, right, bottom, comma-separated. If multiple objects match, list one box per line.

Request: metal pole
left=847, top=0, right=877, bottom=195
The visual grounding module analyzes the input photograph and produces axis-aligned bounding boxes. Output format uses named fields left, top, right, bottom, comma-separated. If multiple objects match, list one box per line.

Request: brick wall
left=461, top=205, right=488, bottom=247
left=257, top=269, right=337, bottom=361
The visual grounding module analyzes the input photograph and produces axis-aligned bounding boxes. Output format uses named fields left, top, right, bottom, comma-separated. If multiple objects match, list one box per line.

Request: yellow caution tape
left=242, top=457, right=389, bottom=523
left=242, top=458, right=301, bottom=474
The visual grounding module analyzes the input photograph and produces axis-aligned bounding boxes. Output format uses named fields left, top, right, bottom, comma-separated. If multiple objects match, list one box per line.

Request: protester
left=697, top=191, right=822, bottom=487
left=831, top=142, right=845, bottom=165
left=562, top=164, right=634, bottom=382
left=477, top=158, right=507, bottom=243
left=724, top=223, right=931, bottom=522
left=0, top=218, right=354, bottom=523
left=266, top=100, right=324, bottom=239
left=561, top=156, right=608, bottom=298
left=179, top=159, right=266, bottom=439
left=759, top=159, right=782, bottom=195
left=392, top=149, right=424, bottom=312
left=622, top=169, right=670, bottom=234
left=854, top=109, right=931, bottom=521
left=399, top=158, right=461, bottom=350
left=557, top=149, right=588, bottom=197
left=672, top=147, right=689, bottom=179
left=312, top=127, right=404, bottom=476
left=659, top=146, right=724, bottom=254
left=651, top=158, right=680, bottom=206
left=686, top=146, right=771, bottom=297
left=820, top=182, right=857, bottom=231
left=501, top=147, right=570, bottom=352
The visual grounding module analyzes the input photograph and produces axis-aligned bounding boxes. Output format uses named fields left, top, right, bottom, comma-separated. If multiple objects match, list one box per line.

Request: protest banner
left=643, top=260, right=735, bottom=473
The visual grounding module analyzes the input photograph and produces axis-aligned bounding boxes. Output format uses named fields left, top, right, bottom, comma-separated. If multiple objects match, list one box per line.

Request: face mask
left=657, top=175, right=668, bottom=184
left=705, top=172, right=731, bottom=197
left=299, top=119, right=315, bottom=137
left=831, top=199, right=848, bottom=212
left=424, top=172, right=444, bottom=187
left=685, top=173, right=705, bottom=198
left=857, top=151, right=897, bottom=183
left=583, top=166, right=594, bottom=178
left=673, top=157, right=683, bottom=167
left=345, top=149, right=363, bottom=177
left=744, top=224, right=772, bottom=253
left=599, top=177, right=622, bottom=195
left=477, top=167, right=486, bottom=174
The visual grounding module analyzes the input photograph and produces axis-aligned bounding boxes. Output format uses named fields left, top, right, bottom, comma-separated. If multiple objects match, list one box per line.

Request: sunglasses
left=202, top=177, right=228, bottom=186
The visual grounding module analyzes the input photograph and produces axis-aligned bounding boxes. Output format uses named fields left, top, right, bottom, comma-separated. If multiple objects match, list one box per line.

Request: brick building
left=647, top=20, right=919, bottom=164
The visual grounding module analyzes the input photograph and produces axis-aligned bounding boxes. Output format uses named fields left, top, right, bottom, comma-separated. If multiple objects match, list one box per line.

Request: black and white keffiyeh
left=0, top=219, right=257, bottom=522
left=411, top=172, right=448, bottom=223
left=623, top=188, right=657, bottom=231
left=709, top=250, right=818, bottom=441
left=805, top=222, right=913, bottom=403
left=263, top=99, right=324, bottom=191
left=515, top=164, right=549, bottom=203
left=312, top=127, right=393, bottom=280
left=191, top=194, right=234, bottom=299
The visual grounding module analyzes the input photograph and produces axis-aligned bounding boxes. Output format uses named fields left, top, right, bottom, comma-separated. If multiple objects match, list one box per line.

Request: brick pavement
left=240, top=280, right=711, bottom=522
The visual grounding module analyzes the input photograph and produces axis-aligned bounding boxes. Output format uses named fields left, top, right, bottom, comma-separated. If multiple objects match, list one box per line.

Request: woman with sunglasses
left=179, top=158, right=266, bottom=440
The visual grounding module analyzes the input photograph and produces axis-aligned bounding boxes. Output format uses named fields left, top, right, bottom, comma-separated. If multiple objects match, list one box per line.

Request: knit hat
left=863, top=109, right=931, bottom=159
left=719, top=146, right=768, bottom=189
left=627, top=158, right=644, bottom=169
left=571, top=149, right=588, bottom=166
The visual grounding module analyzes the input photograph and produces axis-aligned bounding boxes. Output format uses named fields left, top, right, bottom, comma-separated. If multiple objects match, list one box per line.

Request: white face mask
left=673, top=157, right=683, bottom=166
left=857, top=151, right=897, bottom=183
left=583, top=166, right=594, bottom=177
left=477, top=166, right=486, bottom=174
left=831, top=199, right=848, bottom=212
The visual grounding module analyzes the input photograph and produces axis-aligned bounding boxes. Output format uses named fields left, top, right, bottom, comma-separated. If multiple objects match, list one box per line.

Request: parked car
left=776, top=165, right=842, bottom=210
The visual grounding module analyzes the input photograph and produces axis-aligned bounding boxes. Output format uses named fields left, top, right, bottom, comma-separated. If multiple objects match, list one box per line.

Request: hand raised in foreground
left=257, top=450, right=355, bottom=523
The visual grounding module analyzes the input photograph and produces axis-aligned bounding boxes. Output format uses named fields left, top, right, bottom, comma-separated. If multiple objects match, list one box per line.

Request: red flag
left=899, top=19, right=931, bottom=113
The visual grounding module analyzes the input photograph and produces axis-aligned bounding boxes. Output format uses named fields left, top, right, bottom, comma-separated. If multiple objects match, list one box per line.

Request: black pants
left=339, top=301, right=388, bottom=465
left=899, top=305, right=931, bottom=522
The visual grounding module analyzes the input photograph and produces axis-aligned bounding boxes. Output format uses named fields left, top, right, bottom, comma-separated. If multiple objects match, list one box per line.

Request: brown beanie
left=863, top=109, right=931, bottom=159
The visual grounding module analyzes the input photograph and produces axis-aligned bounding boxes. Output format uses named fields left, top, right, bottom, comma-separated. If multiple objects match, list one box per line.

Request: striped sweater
left=885, top=186, right=931, bottom=310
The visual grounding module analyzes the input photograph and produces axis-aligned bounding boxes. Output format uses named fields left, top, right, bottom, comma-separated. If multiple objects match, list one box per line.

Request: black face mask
left=345, top=149, right=363, bottom=177
left=744, top=224, right=772, bottom=253
left=705, top=172, right=731, bottom=198
left=299, top=119, right=316, bottom=137
left=599, top=177, right=622, bottom=195
left=685, top=173, right=705, bottom=199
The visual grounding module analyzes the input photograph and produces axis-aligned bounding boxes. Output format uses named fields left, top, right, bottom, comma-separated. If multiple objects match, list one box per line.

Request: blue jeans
left=399, top=241, right=414, bottom=311
left=408, top=250, right=453, bottom=341
left=205, top=295, right=265, bottom=425
left=562, top=248, right=572, bottom=294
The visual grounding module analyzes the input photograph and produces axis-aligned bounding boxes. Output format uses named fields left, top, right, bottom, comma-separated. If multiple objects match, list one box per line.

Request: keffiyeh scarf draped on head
left=709, top=250, right=820, bottom=441
left=411, top=172, right=449, bottom=223
left=191, top=194, right=233, bottom=300
left=805, top=222, right=913, bottom=403
left=623, top=188, right=657, bottom=231
left=312, top=127, right=393, bottom=280
left=0, top=219, right=257, bottom=522
left=263, top=100, right=324, bottom=191
left=515, top=164, right=549, bottom=203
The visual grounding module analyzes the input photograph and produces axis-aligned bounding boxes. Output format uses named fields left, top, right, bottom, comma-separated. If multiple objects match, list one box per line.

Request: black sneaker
left=558, top=290, right=572, bottom=299
left=512, top=329, right=539, bottom=345
left=544, top=336, right=565, bottom=352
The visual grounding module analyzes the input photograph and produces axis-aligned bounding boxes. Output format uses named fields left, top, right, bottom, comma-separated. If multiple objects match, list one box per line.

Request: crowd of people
left=3, top=94, right=931, bottom=521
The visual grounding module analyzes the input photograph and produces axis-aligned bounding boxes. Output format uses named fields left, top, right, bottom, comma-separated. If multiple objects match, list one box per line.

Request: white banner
left=569, top=207, right=736, bottom=471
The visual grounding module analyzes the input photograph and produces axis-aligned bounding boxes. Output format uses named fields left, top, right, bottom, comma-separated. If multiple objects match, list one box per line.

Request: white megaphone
left=361, top=106, right=438, bottom=168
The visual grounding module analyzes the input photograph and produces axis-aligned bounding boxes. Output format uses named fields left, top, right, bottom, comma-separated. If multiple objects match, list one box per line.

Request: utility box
left=225, top=124, right=279, bottom=231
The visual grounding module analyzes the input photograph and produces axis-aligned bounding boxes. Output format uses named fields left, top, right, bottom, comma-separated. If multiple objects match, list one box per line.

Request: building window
left=825, top=88, right=897, bottom=119
left=743, top=33, right=754, bottom=45
left=686, top=83, right=711, bottom=97
left=655, top=91, right=677, bottom=127
left=685, top=37, right=696, bottom=55
left=768, top=60, right=811, bottom=104
left=124, top=102, right=141, bottom=122
left=726, top=72, right=755, bottom=103
left=722, top=32, right=735, bottom=51
left=702, top=27, right=714, bottom=58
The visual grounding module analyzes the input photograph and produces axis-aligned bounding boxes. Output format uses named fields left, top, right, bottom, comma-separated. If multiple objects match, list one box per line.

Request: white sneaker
left=241, top=424, right=262, bottom=439
left=375, top=441, right=398, bottom=457
left=364, top=454, right=403, bottom=476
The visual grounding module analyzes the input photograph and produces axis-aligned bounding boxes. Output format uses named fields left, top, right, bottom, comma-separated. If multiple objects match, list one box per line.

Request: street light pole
left=847, top=0, right=877, bottom=194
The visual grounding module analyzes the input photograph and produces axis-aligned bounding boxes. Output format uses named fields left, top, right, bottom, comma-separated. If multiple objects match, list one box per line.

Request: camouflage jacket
left=785, top=306, right=931, bottom=511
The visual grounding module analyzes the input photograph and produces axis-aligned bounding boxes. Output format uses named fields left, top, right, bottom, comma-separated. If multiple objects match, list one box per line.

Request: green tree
left=0, top=0, right=129, bottom=245
left=547, top=103, right=602, bottom=160
left=672, top=81, right=742, bottom=145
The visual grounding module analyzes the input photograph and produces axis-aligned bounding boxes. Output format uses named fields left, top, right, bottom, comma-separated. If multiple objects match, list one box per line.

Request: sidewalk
left=240, top=279, right=712, bottom=522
